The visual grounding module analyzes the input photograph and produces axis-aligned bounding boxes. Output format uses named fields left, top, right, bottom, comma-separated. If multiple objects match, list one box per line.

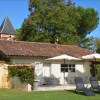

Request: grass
left=0, top=89, right=100, bottom=100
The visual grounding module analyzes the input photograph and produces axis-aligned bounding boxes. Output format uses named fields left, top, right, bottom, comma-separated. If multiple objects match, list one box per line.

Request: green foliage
left=96, top=65, right=100, bottom=80
left=16, top=28, right=22, bottom=40
left=95, top=38, right=100, bottom=53
left=67, top=0, right=72, bottom=5
left=77, top=7, right=99, bottom=37
left=19, top=0, right=99, bottom=49
left=8, top=66, right=35, bottom=86
left=97, top=44, right=100, bottom=53
left=90, top=37, right=100, bottom=53
left=78, top=37, right=96, bottom=50
left=29, top=0, right=40, bottom=12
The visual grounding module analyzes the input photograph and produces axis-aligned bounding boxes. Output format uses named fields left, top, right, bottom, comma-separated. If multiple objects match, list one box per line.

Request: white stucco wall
left=11, top=57, right=45, bottom=64
left=49, top=60, right=91, bottom=84
left=10, top=57, right=91, bottom=85
left=11, top=57, right=45, bottom=86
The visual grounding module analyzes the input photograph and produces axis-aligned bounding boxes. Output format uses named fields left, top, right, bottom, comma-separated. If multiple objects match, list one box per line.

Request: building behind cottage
left=0, top=16, right=16, bottom=40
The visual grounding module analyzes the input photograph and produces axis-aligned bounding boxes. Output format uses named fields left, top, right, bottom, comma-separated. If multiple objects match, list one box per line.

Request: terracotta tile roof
left=0, top=40, right=93, bottom=58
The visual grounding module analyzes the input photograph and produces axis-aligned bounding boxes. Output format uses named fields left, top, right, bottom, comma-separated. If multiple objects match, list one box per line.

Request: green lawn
left=0, top=89, right=100, bottom=100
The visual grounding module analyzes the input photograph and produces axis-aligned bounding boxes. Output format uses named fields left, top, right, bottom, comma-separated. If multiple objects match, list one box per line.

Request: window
left=61, top=64, right=75, bottom=72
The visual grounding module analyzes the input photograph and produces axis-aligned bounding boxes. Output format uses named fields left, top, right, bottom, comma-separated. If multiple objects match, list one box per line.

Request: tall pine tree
left=19, top=0, right=99, bottom=49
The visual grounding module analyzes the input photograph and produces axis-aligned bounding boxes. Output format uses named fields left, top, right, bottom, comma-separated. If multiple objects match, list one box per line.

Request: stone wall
left=0, top=62, right=9, bottom=88
left=0, top=62, right=32, bottom=91
left=9, top=76, right=31, bottom=91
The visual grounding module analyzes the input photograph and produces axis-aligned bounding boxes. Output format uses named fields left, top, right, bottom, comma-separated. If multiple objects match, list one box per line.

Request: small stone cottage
left=0, top=40, right=93, bottom=91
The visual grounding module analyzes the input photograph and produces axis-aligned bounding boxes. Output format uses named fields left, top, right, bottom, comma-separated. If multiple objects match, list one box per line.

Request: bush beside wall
left=8, top=66, right=35, bottom=90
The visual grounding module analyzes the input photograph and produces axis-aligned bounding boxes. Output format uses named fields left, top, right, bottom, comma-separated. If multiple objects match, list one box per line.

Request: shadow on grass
left=65, top=90, right=85, bottom=96
left=65, top=90, right=100, bottom=96
left=93, top=90, right=100, bottom=94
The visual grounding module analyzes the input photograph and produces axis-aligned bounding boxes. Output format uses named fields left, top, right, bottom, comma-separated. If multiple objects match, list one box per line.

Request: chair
left=90, top=77, right=100, bottom=92
left=75, top=77, right=95, bottom=96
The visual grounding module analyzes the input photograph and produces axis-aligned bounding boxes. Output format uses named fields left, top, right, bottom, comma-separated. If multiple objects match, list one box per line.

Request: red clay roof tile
left=0, top=40, right=93, bottom=58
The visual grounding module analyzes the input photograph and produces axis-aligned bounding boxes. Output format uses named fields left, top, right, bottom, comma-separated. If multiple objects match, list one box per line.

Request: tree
left=19, top=0, right=99, bottom=48
left=66, top=0, right=73, bottom=6
left=21, top=0, right=69, bottom=43
left=78, top=37, right=96, bottom=50
left=94, top=38, right=100, bottom=53
left=16, top=28, right=22, bottom=40
left=77, top=6, right=99, bottom=37
left=92, top=37, right=100, bottom=81
left=29, top=0, right=40, bottom=12
left=88, top=37, right=100, bottom=52
left=97, top=44, right=100, bottom=53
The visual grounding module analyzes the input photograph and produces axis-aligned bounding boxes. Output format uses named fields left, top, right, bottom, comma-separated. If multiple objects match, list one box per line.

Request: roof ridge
left=0, top=40, right=51, bottom=44
left=0, top=40, right=78, bottom=47
left=60, top=44, right=78, bottom=47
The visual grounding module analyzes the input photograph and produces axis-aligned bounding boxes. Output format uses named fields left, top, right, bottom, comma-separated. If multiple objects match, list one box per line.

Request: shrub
left=8, top=66, right=35, bottom=88
left=96, top=64, right=100, bottom=80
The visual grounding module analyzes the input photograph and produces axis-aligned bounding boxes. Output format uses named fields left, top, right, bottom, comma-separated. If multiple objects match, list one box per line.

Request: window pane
left=61, top=64, right=68, bottom=67
left=65, top=68, right=68, bottom=72
left=61, top=64, right=75, bottom=72
left=69, top=64, right=71, bottom=67
left=61, top=68, right=64, bottom=72
left=61, top=64, right=65, bottom=67
left=72, top=64, right=75, bottom=67
left=65, top=64, right=68, bottom=67
left=71, top=68, right=75, bottom=72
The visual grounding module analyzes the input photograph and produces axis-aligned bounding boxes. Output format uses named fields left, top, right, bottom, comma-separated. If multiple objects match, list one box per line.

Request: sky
left=0, top=0, right=100, bottom=38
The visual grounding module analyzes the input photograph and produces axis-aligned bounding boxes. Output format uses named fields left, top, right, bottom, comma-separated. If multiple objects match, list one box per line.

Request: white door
left=35, top=62, right=43, bottom=76
left=43, top=63, right=51, bottom=77
left=35, top=62, right=43, bottom=85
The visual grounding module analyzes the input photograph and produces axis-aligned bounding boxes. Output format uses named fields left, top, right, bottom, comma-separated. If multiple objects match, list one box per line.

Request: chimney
left=55, top=39, right=59, bottom=50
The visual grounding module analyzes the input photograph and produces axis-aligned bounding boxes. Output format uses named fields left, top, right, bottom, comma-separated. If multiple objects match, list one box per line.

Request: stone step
left=36, top=85, right=76, bottom=91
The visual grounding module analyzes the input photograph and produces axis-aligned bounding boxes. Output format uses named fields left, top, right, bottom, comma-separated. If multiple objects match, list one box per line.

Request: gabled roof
left=0, top=16, right=16, bottom=35
left=0, top=40, right=93, bottom=58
